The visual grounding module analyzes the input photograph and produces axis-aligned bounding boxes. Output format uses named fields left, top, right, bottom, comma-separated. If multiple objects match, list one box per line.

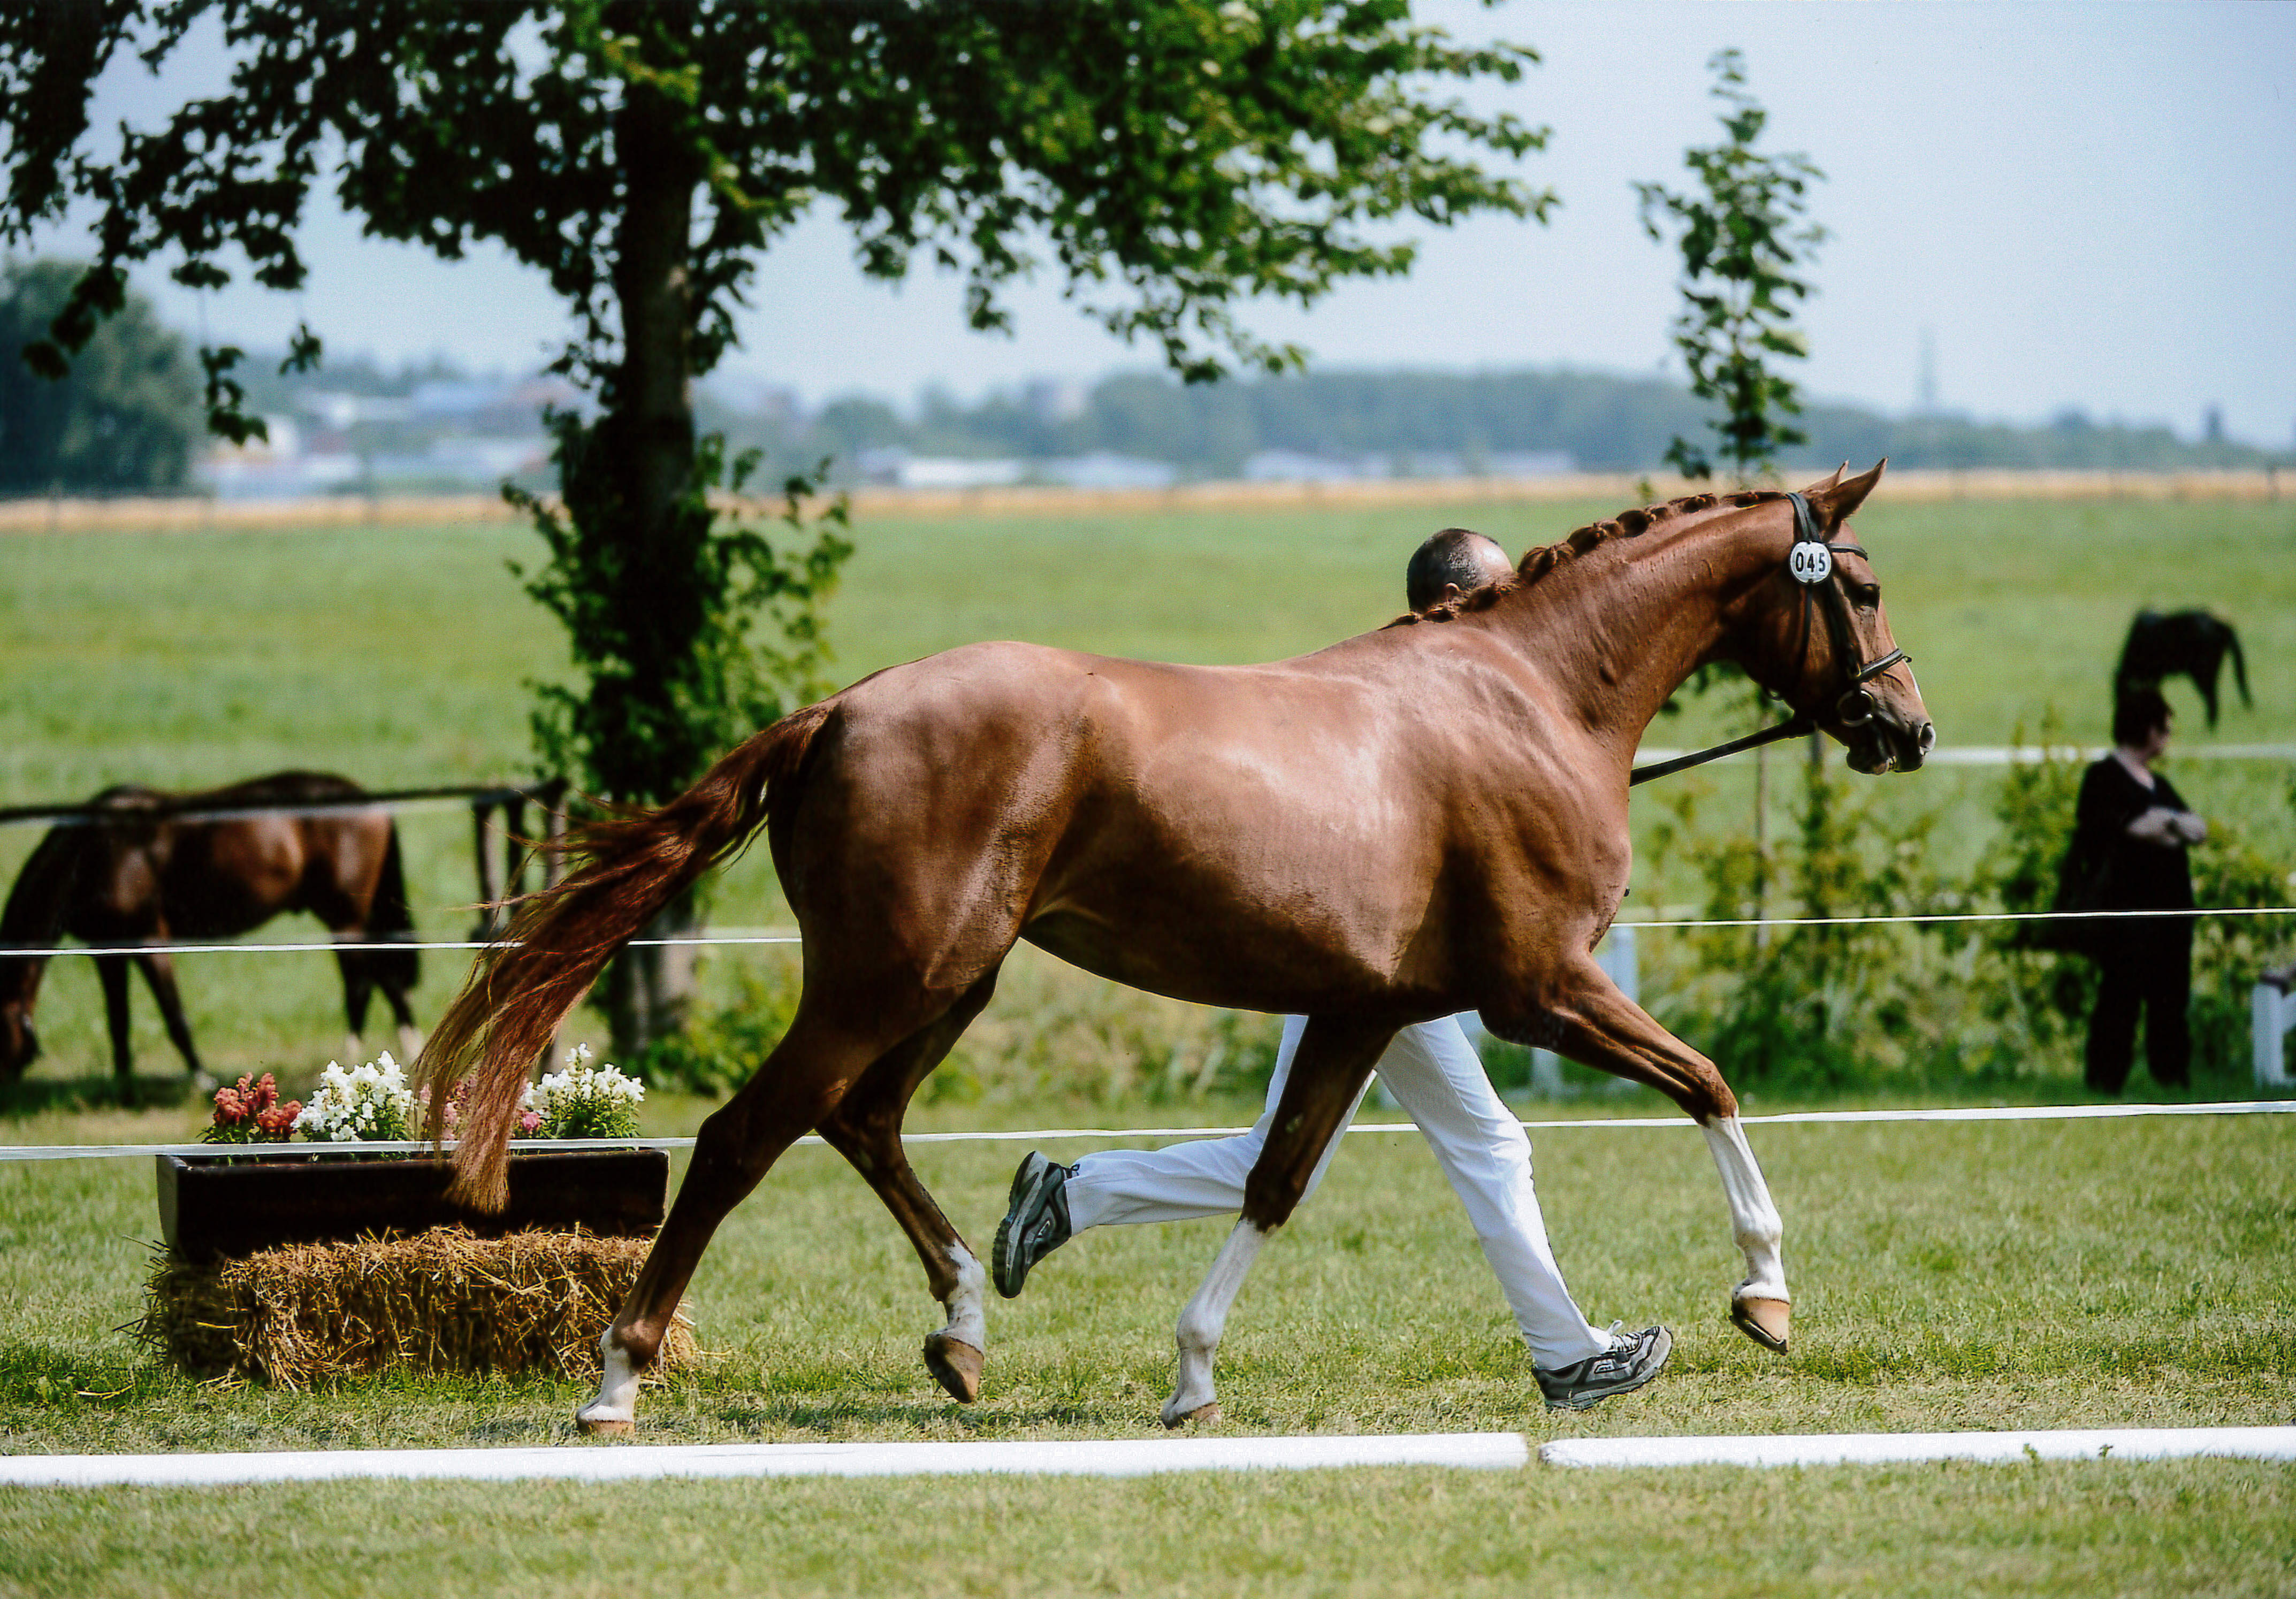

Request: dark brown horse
left=2115, top=607, right=2249, bottom=727
left=0, top=772, right=421, bottom=1088
left=424, top=465, right=1933, bottom=1431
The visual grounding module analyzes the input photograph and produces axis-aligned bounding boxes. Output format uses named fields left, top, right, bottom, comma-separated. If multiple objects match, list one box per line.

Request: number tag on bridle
left=1787, top=541, right=1833, bottom=585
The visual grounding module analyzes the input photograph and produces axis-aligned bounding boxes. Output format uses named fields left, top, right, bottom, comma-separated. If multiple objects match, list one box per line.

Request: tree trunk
left=597, top=18, right=707, bottom=1050
left=605, top=889, right=702, bottom=1058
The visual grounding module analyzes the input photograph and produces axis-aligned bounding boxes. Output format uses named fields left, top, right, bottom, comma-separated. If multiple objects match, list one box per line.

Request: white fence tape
left=1539, top=1425, right=2296, bottom=1471
left=3, top=1425, right=2288, bottom=1486
left=0, top=1432, right=1530, bottom=1487
left=3, top=1099, right=2289, bottom=1165
left=6, top=904, right=2294, bottom=961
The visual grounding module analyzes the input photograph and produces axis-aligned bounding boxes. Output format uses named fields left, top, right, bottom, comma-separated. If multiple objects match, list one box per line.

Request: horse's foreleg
left=577, top=1007, right=887, bottom=1435
left=1502, top=959, right=1791, bottom=1353
left=1162, top=1018, right=1390, bottom=1428
left=815, top=969, right=1003, bottom=1404
left=133, top=953, right=203, bottom=1082
left=94, top=957, right=134, bottom=1087
left=1700, top=1115, right=1790, bottom=1350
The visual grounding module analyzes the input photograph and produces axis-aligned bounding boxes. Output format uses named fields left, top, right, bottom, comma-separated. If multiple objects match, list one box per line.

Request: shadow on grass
left=0, top=1073, right=199, bottom=1117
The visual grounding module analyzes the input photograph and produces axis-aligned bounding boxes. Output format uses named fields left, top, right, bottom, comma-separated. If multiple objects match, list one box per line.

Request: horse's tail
left=2225, top=618, right=2252, bottom=711
left=369, top=821, right=420, bottom=992
left=425, top=701, right=835, bottom=1211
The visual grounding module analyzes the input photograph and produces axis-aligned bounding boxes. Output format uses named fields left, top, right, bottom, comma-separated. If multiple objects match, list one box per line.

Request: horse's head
left=0, top=992, right=36, bottom=1080
left=1738, top=462, right=1935, bottom=774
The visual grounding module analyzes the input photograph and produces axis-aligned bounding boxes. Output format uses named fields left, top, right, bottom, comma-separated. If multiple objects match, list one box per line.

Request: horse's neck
left=0, top=827, right=79, bottom=995
left=1504, top=504, right=1783, bottom=756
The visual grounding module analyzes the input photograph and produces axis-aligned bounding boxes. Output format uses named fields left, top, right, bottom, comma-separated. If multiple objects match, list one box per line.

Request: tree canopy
left=5, top=2, right=1550, bottom=424
left=5, top=0, right=1554, bottom=1044
left=1635, top=48, right=1824, bottom=485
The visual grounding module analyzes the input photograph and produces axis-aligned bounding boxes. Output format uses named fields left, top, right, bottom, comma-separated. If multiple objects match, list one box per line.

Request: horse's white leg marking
left=396, top=1024, right=424, bottom=1065
left=1161, top=1220, right=1269, bottom=1427
left=1703, top=1115, right=1789, bottom=1307
left=920, top=1240, right=989, bottom=1403
left=940, top=1240, right=987, bottom=1351
left=575, top=1327, right=640, bottom=1433
left=343, top=1032, right=363, bottom=1067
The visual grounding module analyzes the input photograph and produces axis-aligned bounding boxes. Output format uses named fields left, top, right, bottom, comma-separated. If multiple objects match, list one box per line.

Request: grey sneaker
left=1534, top=1323, right=1673, bottom=1412
left=992, top=1151, right=1075, bottom=1299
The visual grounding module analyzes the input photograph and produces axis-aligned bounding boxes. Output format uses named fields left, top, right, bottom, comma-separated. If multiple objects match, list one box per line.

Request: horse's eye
left=1852, top=585, right=1880, bottom=608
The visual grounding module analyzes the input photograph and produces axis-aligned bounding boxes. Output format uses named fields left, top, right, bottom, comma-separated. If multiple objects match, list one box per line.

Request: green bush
left=625, top=967, right=802, bottom=1099
left=1640, top=744, right=1962, bottom=1089
left=1639, top=713, right=2296, bottom=1096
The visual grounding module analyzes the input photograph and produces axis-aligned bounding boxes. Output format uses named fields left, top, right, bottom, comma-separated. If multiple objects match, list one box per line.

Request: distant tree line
left=719, top=368, right=2292, bottom=483
left=0, top=259, right=198, bottom=495
left=6, top=260, right=2285, bottom=496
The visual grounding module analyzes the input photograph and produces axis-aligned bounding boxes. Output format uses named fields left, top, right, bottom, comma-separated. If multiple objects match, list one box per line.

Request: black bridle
left=1629, top=492, right=1910, bottom=786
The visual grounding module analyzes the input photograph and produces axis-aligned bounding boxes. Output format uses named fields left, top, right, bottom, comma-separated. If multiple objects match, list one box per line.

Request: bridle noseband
left=1629, top=492, right=1911, bottom=786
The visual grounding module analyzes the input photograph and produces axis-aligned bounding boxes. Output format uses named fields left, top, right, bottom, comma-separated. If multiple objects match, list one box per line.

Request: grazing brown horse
left=0, top=772, right=421, bottom=1088
left=423, top=464, right=1932, bottom=1432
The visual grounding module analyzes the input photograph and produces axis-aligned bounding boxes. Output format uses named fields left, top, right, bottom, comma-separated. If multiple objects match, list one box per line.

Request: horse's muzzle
left=1848, top=713, right=1935, bottom=775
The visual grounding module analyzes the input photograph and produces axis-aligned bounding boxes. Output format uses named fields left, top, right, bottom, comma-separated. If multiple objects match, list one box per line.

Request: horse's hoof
left=1161, top=1402, right=1220, bottom=1430
left=1730, top=1295, right=1791, bottom=1353
left=576, top=1415, right=634, bottom=1437
left=923, top=1332, right=983, bottom=1404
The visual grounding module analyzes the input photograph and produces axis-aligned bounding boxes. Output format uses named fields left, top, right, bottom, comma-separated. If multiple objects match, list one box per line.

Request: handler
left=2077, top=687, right=2206, bottom=1093
left=993, top=529, right=1673, bottom=1414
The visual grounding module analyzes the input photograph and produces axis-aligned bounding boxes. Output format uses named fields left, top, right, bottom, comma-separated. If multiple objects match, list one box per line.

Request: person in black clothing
left=2075, top=688, right=2207, bottom=1093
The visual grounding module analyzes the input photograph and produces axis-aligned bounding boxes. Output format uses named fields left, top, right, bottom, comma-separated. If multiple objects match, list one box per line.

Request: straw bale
left=136, top=1226, right=697, bottom=1388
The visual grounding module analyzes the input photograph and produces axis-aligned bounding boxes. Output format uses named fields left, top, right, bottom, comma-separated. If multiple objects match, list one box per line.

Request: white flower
left=523, top=1052, right=644, bottom=1138
left=293, top=1053, right=414, bottom=1141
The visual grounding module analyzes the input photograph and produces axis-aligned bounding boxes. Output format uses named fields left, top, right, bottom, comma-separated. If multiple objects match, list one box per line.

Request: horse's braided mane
left=1384, top=487, right=1787, bottom=628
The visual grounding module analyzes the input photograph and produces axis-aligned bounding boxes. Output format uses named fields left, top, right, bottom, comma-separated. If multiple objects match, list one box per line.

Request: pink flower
left=211, top=1084, right=248, bottom=1127
left=247, top=1073, right=279, bottom=1114
left=516, top=1108, right=543, bottom=1136
left=256, top=1100, right=301, bottom=1138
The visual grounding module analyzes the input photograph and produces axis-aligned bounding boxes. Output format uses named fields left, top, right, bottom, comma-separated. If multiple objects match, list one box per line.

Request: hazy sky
left=37, top=1, right=2296, bottom=446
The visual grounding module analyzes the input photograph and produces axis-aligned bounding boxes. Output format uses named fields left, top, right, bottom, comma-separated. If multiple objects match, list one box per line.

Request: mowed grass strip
left=3, top=1459, right=2292, bottom=1599
left=2, top=1112, right=2287, bottom=1455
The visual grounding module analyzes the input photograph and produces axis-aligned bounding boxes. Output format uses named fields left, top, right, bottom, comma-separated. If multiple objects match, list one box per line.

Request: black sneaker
left=992, top=1151, right=1075, bottom=1299
left=1534, top=1323, right=1673, bottom=1412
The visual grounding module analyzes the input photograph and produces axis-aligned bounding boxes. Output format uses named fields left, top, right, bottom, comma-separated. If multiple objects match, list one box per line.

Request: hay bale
left=135, top=1226, right=698, bottom=1388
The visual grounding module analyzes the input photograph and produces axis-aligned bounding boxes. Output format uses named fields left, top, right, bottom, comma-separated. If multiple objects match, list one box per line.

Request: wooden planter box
left=156, top=1147, right=670, bottom=1264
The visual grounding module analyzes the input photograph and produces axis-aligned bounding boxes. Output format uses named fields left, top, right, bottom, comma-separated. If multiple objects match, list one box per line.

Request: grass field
left=3, top=492, right=2293, bottom=1092
left=2, top=1101, right=2292, bottom=1592
left=4, top=492, right=2295, bottom=1593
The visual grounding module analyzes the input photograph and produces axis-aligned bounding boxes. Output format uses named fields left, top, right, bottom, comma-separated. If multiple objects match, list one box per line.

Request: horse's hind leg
left=815, top=967, right=1003, bottom=1403
left=1162, top=1017, right=1391, bottom=1428
left=335, top=950, right=376, bottom=1062
left=133, top=953, right=203, bottom=1083
left=335, top=942, right=423, bottom=1065
left=379, top=971, right=423, bottom=1064
left=577, top=1004, right=899, bottom=1435
left=1494, top=957, right=1791, bottom=1352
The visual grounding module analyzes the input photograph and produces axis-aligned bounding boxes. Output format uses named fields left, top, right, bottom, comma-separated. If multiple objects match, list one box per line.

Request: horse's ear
left=1811, top=458, right=1886, bottom=526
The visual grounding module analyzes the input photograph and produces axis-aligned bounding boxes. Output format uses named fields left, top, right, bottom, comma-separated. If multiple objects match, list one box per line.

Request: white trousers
left=1064, top=1014, right=1611, bottom=1369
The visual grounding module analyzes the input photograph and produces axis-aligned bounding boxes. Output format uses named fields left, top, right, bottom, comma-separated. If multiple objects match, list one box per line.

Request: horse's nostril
left=1917, top=723, right=1937, bottom=756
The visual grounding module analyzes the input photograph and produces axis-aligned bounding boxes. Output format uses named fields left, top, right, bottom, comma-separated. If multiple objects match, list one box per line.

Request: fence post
left=470, top=800, right=500, bottom=940
left=541, top=780, right=569, bottom=1071
left=2254, top=983, right=2294, bottom=1089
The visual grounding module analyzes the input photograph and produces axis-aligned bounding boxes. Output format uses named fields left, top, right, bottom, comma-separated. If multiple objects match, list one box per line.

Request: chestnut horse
left=424, top=465, right=1933, bottom=1431
left=0, top=772, right=421, bottom=1088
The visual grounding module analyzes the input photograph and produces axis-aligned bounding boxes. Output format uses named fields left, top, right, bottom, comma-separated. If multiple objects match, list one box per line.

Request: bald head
left=1405, top=528, right=1514, bottom=613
